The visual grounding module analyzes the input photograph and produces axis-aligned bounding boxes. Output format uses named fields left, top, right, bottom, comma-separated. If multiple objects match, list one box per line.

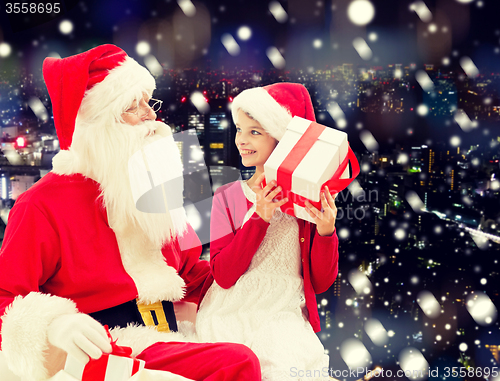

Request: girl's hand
left=304, top=186, right=338, bottom=236
left=251, top=173, right=288, bottom=223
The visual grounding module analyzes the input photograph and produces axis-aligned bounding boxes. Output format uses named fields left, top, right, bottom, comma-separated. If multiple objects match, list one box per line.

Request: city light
left=15, top=137, right=26, bottom=149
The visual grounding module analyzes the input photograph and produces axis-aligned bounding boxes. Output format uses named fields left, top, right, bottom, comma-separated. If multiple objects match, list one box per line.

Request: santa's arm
left=0, top=201, right=77, bottom=380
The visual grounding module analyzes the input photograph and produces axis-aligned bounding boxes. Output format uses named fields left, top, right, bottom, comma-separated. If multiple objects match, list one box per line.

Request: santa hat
left=231, top=82, right=315, bottom=141
left=43, top=44, right=155, bottom=150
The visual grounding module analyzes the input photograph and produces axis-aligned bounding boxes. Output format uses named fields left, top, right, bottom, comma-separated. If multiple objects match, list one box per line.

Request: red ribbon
left=81, top=326, right=141, bottom=381
left=277, top=122, right=325, bottom=216
left=275, top=121, right=360, bottom=217
left=105, top=325, right=133, bottom=357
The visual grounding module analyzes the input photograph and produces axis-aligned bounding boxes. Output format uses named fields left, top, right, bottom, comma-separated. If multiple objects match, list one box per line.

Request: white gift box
left=264, top=116, right=357, bottom=223
left=64, top=353, right=145, bottom=381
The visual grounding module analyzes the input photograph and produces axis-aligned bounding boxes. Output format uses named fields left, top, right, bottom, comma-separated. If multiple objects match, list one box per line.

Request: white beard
left=70, top=119, right=188, bottom=248
left=55, top=118, right=190, bottom=303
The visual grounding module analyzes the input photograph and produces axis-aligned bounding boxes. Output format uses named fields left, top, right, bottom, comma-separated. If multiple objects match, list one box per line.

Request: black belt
left=89, top=299, right=178, bottom=332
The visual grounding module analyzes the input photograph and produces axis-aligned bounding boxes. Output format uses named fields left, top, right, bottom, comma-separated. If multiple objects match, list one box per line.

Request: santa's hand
left=47, top=313, right=113, bottom=364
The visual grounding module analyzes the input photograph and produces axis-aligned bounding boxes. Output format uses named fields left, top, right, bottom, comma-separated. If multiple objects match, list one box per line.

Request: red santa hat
left=43, top=44, right=155, bottom=150
left=231, top=82, right=315, bottom=141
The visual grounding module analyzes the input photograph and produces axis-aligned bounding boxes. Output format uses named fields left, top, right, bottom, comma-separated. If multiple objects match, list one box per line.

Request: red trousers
left=137, top=341, right=261, bottom=381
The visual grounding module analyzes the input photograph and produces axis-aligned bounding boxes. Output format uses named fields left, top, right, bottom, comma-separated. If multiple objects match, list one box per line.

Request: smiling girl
left=196, top=83, right=339, bottom=380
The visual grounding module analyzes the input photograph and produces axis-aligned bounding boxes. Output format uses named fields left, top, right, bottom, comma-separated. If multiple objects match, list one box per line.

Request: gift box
left=264, top=116, right=359, bottom=223
left=64, top=327, right=145, bottom=381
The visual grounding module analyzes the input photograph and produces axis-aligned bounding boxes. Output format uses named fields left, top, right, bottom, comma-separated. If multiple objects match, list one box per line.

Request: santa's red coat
left=0, top=172, right=260, bottom=381
left=0, top=172, right=208, bottom=330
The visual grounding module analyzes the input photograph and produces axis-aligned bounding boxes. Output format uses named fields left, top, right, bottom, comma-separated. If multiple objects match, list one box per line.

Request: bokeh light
left=59, top=20, right=74, bottom=35
left=348, top=269, right=373, bottom=295
left=266, top=47, right=285, bottom=69
left=466, top=293, right=498, bottom=326
left=364, top=318, right=389, bottom=346
left=237, top=26, right=252, bottom=41
left=399, top=347, right=428, bottom=380
left=221, top=34, right=240, bottom=56
left=347, top=0, right=375, bottom=26
left=340, top=338, right=372, bottom=368
left=269, top=1, right=288, bottom=23
left=359, top=130, right=379, bottom=152
left=177, top=0, right=196, bottom=17
left=0, top=42, right=12, bottom=58
left=416, top=104, right=428, bottom=116
left=353, top=37, right=373, bottom=60
left=190, top=91, right=209, bottom=113
left=450, top=136, right=461, bottom=147
left=417, top=290, right=441, bottom=318
left=136, top=41, right=151, bottom=56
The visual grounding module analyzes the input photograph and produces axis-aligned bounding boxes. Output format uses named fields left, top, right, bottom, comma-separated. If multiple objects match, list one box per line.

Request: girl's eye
left=251, top=130, right=261, bottom=135
left=236, top=128, right=241, bottom=133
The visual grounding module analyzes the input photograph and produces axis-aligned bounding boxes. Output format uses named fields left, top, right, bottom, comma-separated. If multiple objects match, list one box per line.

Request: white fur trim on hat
left=78, top=56, right=156, bottom=124
left=231, top=87, right=292, bottom=141
left=51, top=149, right=81, bottom=176
left=1, top=292, right=78, bottom=381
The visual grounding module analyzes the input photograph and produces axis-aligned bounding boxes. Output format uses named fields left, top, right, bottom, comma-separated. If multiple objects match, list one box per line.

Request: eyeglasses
left=124, top=98, right=163, bottom=118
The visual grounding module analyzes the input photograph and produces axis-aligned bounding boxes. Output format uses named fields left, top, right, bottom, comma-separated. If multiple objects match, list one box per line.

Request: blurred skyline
left=1, top=0, right=500, bottom=73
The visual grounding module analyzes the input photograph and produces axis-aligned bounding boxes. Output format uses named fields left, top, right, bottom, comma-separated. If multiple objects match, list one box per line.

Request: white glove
left=47, top=313, right=113, bottom=364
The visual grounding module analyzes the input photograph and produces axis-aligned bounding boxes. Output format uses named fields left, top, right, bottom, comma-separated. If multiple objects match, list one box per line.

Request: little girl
left=196, top=83, right=339, bottom=380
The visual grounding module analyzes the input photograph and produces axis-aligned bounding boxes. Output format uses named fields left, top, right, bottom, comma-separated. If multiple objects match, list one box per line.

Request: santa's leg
left=137, top=341, right=261, bottom=381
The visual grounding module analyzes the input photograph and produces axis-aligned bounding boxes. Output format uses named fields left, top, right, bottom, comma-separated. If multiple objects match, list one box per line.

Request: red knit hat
left=231, top=82, right=315, bottom=141
left=43, top=44, right=155, bottom=150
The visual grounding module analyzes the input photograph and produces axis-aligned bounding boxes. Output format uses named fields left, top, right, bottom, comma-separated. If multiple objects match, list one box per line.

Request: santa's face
left=121, top=93, right=157, bottom=126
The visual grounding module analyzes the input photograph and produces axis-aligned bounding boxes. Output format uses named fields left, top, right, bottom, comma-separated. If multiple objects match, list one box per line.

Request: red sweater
left=199, top=181, right=339, bottom=333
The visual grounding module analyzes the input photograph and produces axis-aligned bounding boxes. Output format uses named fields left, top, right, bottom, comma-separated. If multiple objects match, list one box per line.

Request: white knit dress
left=196, top=181, right=329, bottom=381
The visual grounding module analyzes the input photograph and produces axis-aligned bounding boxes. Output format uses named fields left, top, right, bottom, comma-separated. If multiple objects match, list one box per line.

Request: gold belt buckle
left=136, top=300, right=170, bottom=332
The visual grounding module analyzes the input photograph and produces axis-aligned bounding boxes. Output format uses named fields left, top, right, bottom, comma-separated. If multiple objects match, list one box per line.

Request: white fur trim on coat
left=1, top=292, right=78, bottom=381
left=116, top=233, right=186, bottom=304
left=231, top=87, right=292, bottom=141
left=110, top=325, right=188, bottom=357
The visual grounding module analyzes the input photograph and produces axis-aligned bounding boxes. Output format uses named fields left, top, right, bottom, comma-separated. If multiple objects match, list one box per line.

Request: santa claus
left=0, top=44, right=260, bottom=381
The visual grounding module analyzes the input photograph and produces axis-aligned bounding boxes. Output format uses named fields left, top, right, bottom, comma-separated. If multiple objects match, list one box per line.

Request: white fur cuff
left=1, top=292, right=78, bottom=381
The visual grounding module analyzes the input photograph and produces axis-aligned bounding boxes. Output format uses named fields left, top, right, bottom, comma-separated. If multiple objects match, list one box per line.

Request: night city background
left=1, top=0, right=500, bottom=378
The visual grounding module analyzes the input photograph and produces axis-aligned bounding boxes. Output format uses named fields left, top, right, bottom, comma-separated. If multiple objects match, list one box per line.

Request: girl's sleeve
left=309, top=225, right=339, bottom=294
left=209, top=190, right=269, bottom=289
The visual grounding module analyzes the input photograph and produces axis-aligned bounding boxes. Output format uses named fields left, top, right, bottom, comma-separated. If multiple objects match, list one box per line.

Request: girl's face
left=235, top=109, right=277, bottom=169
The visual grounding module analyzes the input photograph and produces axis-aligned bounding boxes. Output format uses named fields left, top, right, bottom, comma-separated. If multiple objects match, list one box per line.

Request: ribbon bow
left=104, top=325, right=133, bottom=357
